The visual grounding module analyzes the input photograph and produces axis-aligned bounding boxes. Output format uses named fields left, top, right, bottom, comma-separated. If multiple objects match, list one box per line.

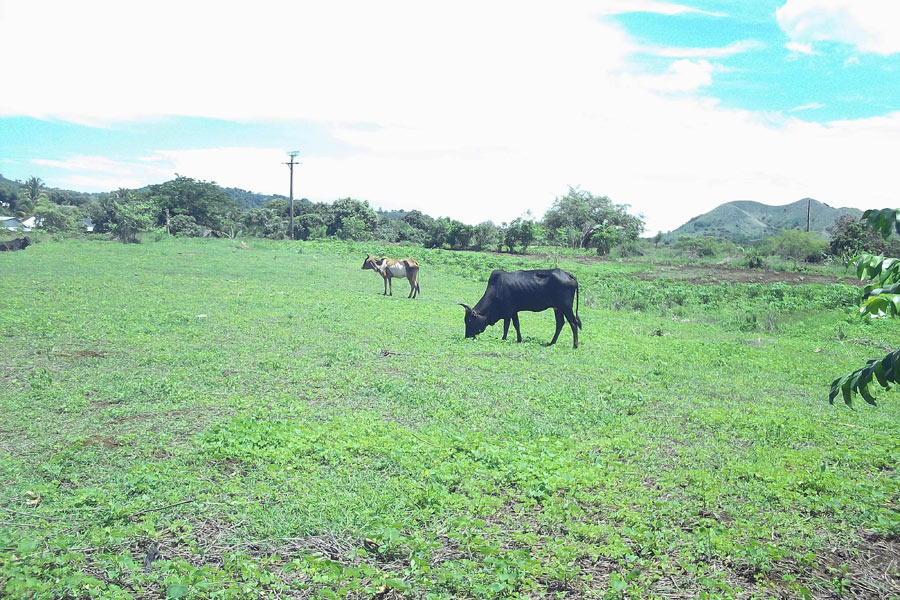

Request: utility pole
left=284, top=151, right=300, bottom=239
left=806, top=198, right=811, bottom=233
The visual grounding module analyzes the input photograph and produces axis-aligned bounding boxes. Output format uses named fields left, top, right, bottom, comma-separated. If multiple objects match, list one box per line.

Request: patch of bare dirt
left=81, top=434, right=122, bottom=449
left=697, top=531, right=900, bottom=599
left=104, top=518, right=414, bottom=599
left=634, top=265, right=861, bottom=286
left=55, top=349, right=107, bottom=359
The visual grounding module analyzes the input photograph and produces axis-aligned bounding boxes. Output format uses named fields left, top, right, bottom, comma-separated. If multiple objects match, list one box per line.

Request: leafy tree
left=85, top=194, right=115, bottom=233
left=24, top=176, right=45, bottom=206
left=243, top=207, right=287, bottom=239
left=424, top=217, right=451, bottom=249
left=652, top=231, right=663, bottom=248
left=147, top=176, right=239, bottom=234
left=328, top=198, right=377, bottom=237
left=495, top=222, right=509, bottom=252
left=402, top=210, right=431, bottom=232
left=373, top=217, right=401, bottom=242
left=12, top=195, right=35, bottom=219
left=448, top=220, right=475, bottom=249
left=46, top=189, right=89, bottom=207
left=831, top=209, right=900, bottom=406
left=106, top=189, right=153, bottom=243
left=397, top=221, right=425, bottom=244
left=33, top=200, right=80, bottom=233
left=298, top=212, right=327, bottom=240
left=828, top=214, right=900, bottom=262
left=505, top=217, right=537, bottom=254
left=264, top=197, right=290, bottom=220
left=0, top=182, right=18, bottom=211
left=337, top=216, right=371, bottom=241
left=543, top=186, right=644, bottom=254
left=472, top=221, right=499, bottom=251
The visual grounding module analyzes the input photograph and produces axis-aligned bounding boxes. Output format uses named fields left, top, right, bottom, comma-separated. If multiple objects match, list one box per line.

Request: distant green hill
left=224, top=187, right=289, bottom=209
left=666, top=199, right=862, bottom=243
left=0, top=174, right=24, bottom=188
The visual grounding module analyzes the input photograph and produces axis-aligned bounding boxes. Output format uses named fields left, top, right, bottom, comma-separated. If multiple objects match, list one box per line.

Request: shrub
left=673, top=235, right=737, bottom=259
left=760, top=230, right=827, bottom=263
left=169, top=214, right=204, bottom=237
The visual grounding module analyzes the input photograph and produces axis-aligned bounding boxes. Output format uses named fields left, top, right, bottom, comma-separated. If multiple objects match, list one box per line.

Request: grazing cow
left=0, top=236, right=30, bottom=252
left=362, top=254, right=421, bottom=298
left=459, top=268, right=582, bottom=348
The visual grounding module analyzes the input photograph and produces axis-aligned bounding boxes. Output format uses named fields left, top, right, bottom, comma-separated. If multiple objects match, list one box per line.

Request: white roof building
left=1, top=215, right=25, bottom=231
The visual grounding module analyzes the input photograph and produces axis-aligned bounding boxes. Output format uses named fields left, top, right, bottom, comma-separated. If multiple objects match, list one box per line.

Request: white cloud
left=789, top=102, right=825, bottom=112
left=777, top=0, right=900, bottom=55
left=619, top=60, right=716, bottom=93
left=32, top=156, right=148, bottom=177
left=29, top=155, right=173, bottom=191
left=785, top=41, right=817, bottom=55
left=4, top=0, right=900, bottom=234
left=646, top=39, right=764, bottom=59
left=595, top=0, right=725, bottom=17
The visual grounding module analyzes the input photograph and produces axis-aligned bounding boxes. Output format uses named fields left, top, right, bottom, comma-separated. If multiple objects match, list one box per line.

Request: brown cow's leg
left=511, top=313, right=522, bottom=342
left=549, top=309, right=564, bottom=345
left=383, top=275, right=389, bottom=295
left=408, top=268, right=419, bottom=298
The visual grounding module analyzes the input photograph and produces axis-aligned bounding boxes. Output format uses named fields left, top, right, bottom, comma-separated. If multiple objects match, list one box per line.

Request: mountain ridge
left=667, top=198, right=862, bottom=242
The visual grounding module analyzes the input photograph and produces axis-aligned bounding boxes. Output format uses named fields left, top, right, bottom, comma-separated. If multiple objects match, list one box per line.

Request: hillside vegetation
left=1, top=238, right=897, bottom=599
left=667, top=199, right=862, bottom=243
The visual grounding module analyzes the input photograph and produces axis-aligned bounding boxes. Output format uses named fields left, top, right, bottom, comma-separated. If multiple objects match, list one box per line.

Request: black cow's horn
left=458, top=302, right=472, bottom=312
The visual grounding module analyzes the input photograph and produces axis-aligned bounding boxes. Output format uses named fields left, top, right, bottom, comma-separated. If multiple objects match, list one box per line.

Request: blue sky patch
left=611, top=1, right=900, bottom=122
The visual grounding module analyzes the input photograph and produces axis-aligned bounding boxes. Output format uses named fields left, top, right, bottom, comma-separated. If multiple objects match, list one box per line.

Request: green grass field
left=1, top=238, right=898, bottom=599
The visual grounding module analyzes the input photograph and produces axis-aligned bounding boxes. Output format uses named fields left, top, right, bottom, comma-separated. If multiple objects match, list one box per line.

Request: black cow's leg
left=550, top=308, right=564, bottom=345
left=512, top=313, right=522, bottom=342
left=502, top=318, right=510, bottom=340
left=564, top=308, right=579, bottom=348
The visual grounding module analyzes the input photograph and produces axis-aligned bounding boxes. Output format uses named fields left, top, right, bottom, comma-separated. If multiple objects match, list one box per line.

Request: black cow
left=0, top=236, right=30, bottom=252
left=459, top=268, right=582, bottom=348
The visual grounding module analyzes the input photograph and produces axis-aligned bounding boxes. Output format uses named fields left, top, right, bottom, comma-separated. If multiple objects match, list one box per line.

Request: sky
left=2, top=0, right=900, bottom=234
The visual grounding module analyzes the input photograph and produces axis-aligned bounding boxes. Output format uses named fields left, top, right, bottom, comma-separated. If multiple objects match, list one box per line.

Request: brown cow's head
left=362, top=254, right=378, bottom=270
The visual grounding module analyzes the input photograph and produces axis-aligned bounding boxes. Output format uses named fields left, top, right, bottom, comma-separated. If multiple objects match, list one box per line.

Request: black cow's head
left=362, top=254, right=377, bottom=270
left=459, top=303, right=488, bottom=338
left=20, top=236, right=31, bottom=248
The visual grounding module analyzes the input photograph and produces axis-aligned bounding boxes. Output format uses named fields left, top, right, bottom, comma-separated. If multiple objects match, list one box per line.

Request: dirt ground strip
left=632, top=264, right=862, bottom=286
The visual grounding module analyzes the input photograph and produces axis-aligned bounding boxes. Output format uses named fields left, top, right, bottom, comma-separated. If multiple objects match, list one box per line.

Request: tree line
left=1, top=176, right=646, bottom=255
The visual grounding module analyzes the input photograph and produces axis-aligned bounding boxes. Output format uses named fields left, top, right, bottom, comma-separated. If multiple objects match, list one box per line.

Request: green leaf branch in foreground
left=833, top=210, right=900, bottom=406
left=863, top=208, right=900, bottom=240
left=830, top=349, right=900, bottom=407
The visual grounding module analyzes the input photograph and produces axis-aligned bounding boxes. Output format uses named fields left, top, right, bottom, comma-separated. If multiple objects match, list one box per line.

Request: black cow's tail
left=575, top=280, right=582, bottom=329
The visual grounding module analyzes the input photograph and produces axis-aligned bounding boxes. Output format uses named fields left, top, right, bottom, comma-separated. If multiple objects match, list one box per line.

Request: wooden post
left=284, top=151, right=300, bottom=239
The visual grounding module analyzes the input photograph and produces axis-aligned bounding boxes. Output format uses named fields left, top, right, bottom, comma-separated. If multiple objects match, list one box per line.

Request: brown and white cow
left=362, top=254, right=420, bottom=298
